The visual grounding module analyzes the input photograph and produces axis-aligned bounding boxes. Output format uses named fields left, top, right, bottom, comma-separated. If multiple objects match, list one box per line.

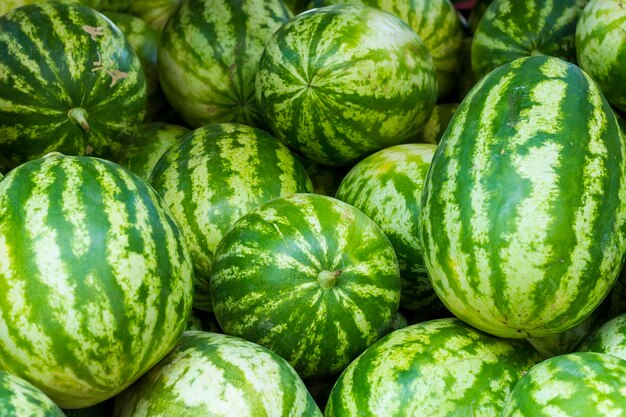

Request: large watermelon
left=255, top=4, right=437, bottom=166
left=210, top=193, right=401, bottom=377
left=113, top=331, right=323, bottom=416
left=501, top=352, right=626, bottom=416
left=419, top=55, right=626, bottom=339
left=129, top=0, right=182, bottom=33
left=158, top=0, right=292, bottom=128
left=0, top=154, right=194, bottom=408
left=579, top=312, right=626, bottom=361
left=306, top=0, right=463, bottom=99
left=576, top=0, right=626, bottom=113
left=0, top=2, right=146, bottom=169
left=0, top=370, right=64, bottom=417
left=0, top=0, right=102, bottom=16
left=325, top=318, right=542, bottom=416
left=471, top=0, right=588, bottom=78
left=335, top=143, right=443, bottom=313
left=149, top=123, right=313, bottom=311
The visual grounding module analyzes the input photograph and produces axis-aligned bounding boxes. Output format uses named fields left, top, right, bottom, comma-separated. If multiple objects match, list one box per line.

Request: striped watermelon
left=419, top=55, right=626, bottom=339
left=113, top=331, right=323, bottom=416
left=579, top=313, right=626, bottom=361
left=335, top=143, right=443, bottom=313
left=0, top=370, right=64, bottom=417
left=158, top=0, right=291, bottom=128
left=149, top=123, right=313, bottom=311
left=576, top=0, right=626, bottom=113
left=325, top=318, right=542, bottom=416
left=501, top=352, right=626, bottom=416
left=210, top=193, right=401, bottom=377
left=104, top=12, right=171, bottom=122
left=0, top=0, right=102, bottom=16
left=0, top=2, right=146, bottom=170
left=255, top=4, right=437, bottom=166
left=0, top=154, right=194, bottom=408
left=471, top=0, right=588, bottom=78
left=306, top=0, right=463, bottom=99
left=118, top=122, right=189, bottom=180
left=415, top=103, right=458, bottom=144
left=129, top=0, right=182, bottom=33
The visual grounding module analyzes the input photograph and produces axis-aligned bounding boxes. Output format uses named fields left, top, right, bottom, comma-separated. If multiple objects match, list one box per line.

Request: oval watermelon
left=0, top=370, right=64, bottom=417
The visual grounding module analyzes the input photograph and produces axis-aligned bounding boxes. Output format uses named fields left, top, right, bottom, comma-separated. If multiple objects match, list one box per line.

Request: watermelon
left=299, top=156, right=350, bottom=197
left=415, top=103, right=458, bottom=144
left=255, top=4, right=437, bottom=166
left=471, top=0, right=588, bottom=78
left=0, top=0, right=102, bottom=16
left=579, top=313, right=626, bottom=361
left=468, top=0, right=490, bottom=33
left=118, top=122, right=189, bottom=180
left=576, top=0, right=626, bottom=113
left=0, top=2, right=146, bottom=170
left=186, top=308, right=222, bottom=333
left=0, top=370, right=64, bottom=416
left=335, top=143, right=442, bottom=313
left=112, top=331, right=323, bottom=416
left=325, top=318, right=542, bottom=416
left=128, top=0, right=182, bottom=33
left=419, top=55, right=626, bottom=339
left=158, top=0, right=292, bottom=128
left=501, top=352, right=626, bottom=416
left=306, top=0, right=463, bottom=99
left=104, top=12, right=171, bottom=122
left=149, top=123, right=313, bottom=311
left=210, top=193, right=401, bottom=377
left=0, top=154, right=194, bottom=408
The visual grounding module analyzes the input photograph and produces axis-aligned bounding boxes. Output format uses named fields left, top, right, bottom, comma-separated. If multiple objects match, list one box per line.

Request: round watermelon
left=255, top=4, right=437, bottom=166
left=0, top=154, right=194, bottom=408
left=415, top=103, right=458, bottom=144
left=419, top=55, right=626, bottom=339
left=113, top=331, right=323, bottom=416
left=0, top=2, right=146, bottom=169
left=210, top=193, right=401, bottom=377
left=0, top=370, right=64, bottom=416
left=149, top=123, right=313, bottom=311
left=576, top=0, right=626, bottom=113
left=579, top=312, right=626, bottom=361
left=501, top=352, right=626, bottom=416
left=325, top=318, right=542, bottom=416
left=129, top=0, right=182, bottom=33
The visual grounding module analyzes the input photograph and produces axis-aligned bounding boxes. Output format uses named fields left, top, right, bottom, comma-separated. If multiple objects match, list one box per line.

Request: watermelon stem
left=67, top=107, right=91, bottom=133
left=318, top=269, right=342, bottom=289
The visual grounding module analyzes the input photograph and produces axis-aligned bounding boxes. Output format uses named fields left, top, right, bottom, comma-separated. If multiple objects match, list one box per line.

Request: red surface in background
left=453, top=0, right=477, bottom=10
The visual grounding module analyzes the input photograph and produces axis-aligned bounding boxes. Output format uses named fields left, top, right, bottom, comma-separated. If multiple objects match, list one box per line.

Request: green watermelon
left=0, top=154, right=194, bottom=408
left=158, top=0, right=291, bottom=128
left=306, top=0, right=463, bottom=99
left=210, top=193, right=401, bottom=377
left=129, top=0, right=182, bottom=33
left=501, top=352, right=626, bottom=416
left=415, top=103, right=458, bottom=144
left=255, top=4, right=437, bottom=166
left=98, top=0, right=134, bottom=12
left=0, top=2, right=146, bottom=170
left=471, top=0, right=588, bottom=78
left=325, top=318, right=542, bottom=416
left=419, top=55, right=626, bottom=339
left=118, top=122, right=189, bottom=180
left=113, top=331, right=323, bottom=416
left=576, top=0, right=626, bottom=113
left=468, top=0, right=491, bottom=33
left=579, top=313, right=626, bottom=361
left=0, top=0, right=102, bottom=16
left=149, top=123, right=313, bottom=311
left=104, top=12, right=171, bottom=122
left=335, top=143, right=443, bottom=313
left=0, top=370, right=64, bottom=416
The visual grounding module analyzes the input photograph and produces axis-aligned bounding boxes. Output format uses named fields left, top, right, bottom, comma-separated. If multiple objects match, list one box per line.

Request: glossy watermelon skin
left=579, top=312, right=626, bottom=361
left=325, top=318, right=542, bottom=417
left=113, top=331, right=323, bottom=417
left=415, top=103, right=458, bottom=144
left=118, top=122, right=189, bottom=180
left=576, top=0, right=626, bottom=113
left=255, top=4, right=437, bottom=166
left=336, top=143, right=442, bottom=313
left=0, top=154, right=194, bottom=409
left=471, top=0, right=588, bottom=78
left=419, top=55, right=626, bottom=339
left=158, top=0, right=292, bottom=128
left=501, top=352, right=626, bottom=416
left=149, top=123, right=313, bottom=311
left=210, top=193, right=401, bottom=377
left=306, top=0, right=463, bottom=99
left=0, top=0, right=102, bottom=16
left=0, top=2, right=146, bottom=169
left=0, top=371, right=64, bottom=417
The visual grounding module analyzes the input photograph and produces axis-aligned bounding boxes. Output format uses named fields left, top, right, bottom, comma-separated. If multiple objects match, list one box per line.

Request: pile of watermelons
left=1, top=0, right=626, bottom=415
